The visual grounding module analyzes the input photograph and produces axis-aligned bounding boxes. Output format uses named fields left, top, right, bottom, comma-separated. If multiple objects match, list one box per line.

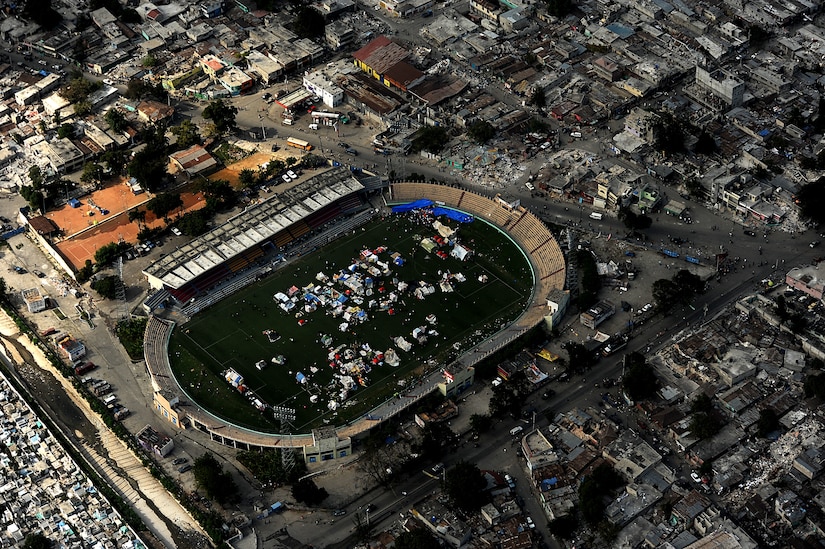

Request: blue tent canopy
left=432, top=207, right=474, bottom=223
left=391, top=199, right=433, bottom=213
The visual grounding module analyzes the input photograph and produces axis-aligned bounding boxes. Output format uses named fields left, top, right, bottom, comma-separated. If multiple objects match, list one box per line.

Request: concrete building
left=437, top=366, right=474, bottom=398
left=580, top=300, right=615, bottom=329
left=302, top=427, right=352, bottom=463
left=246, top=50, right=283, bottom=83
left=410, top=498, right=472, bottom=548
left=153, top=390, right=186, bottom=429
left=325, top=20, right=356, bottom=51
left=58, top=336, right=86, bottom=361
left=624, top=107, right=660, bottom=144
left=695, top=66, right=745, bottom=107
left=712, top=346, right=759, bottom=387
left=136, top=425, right=175, bottom=458
left=31, top=138, right=86, bottom=174
left=137, top=100, right=175, bottom=125
left=303, top=70, right=345, bottom=108
left=21, top=288, right=46, bottom=313
left=785, top=265, right=825, bottom=301
left=521, top=428, right=559, bottom=473
left=217, top=66, right=254, bottom=95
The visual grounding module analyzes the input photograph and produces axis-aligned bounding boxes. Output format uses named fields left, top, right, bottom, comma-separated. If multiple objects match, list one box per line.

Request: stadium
left=142, top=167, right=565, bottom=462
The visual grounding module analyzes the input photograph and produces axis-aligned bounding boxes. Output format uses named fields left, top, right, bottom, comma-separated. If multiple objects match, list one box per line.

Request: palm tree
left=128, top=209, right=146, bottom=229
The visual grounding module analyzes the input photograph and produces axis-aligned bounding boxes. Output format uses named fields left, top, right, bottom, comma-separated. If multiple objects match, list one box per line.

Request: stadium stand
left=388, top=182, right=566, bottom=332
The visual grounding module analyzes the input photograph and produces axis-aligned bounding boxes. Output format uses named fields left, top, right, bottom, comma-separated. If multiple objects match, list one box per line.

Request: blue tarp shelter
left=432, top=207, right=473, bottom=223
left=391, top=199, right=433, bottom=213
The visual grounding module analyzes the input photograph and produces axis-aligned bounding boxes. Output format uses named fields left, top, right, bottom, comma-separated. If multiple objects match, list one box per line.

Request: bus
left=286, top=137, right=312, bottom=151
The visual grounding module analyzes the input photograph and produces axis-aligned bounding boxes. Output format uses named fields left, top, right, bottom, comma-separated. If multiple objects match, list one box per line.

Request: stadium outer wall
left=142, top=182, right=566, bottom=456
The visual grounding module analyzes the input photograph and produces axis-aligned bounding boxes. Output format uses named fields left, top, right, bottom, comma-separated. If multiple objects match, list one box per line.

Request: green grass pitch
left=168, top=212, right=534, bottom=432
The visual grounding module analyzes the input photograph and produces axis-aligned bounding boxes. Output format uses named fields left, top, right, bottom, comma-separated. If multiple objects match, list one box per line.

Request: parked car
left=287, top=170, right=298, bottom=180
left=270, top=144, right=280, bottom=152
left=338, top=142, right=350, bottom=148
left=178, top=464, right=193, bottom=473
left=811, top=240, right=821, bottom=248
left=102, top=78, right=114, bottom=85
left=172, top=457, right=187, bottom=465
left=33, top=270, right=45, bottom=278
left=281, top=174, right=291, bottom=183
left=308, top=123, right=319, bottom=130
left=743, top=229, right=756, bottom=237
left=262, top=92, right=272, bottom=101
left=332, top=509, right=347, bottom=516
left=345, top=148, right=358, bottom=156
left=170, top=227, right=182, bottom=236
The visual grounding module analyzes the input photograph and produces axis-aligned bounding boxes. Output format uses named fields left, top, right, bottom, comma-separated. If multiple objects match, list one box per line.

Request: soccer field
left=168, top=212, right=534, bottom=432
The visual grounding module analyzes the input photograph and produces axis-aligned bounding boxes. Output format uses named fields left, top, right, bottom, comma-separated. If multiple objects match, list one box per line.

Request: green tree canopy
left=690, top=412, right=721, bottom=439
left=104, top=108, right=127, bottom=133
left=654, top=112, right=685, bottom=155
left=621, top=352, right=658, bottom=402
left=618, top=207, right=653, bottom=231
left=238, top=168, right=257, bottom=188
left=291, top=478, right=328, bottom=505
left=23, top=0, right=62, bottom=29
left=193, top=452, right=239, bottom=504
left=62, top=74, right=102, bottom=104
left=203, top=100, right=239, bottom=135
left=412, top=126, right=449, bottom=154
left=694, top=130, right=717, bottom=155
left=796, top=177, right=825, bottom=225
left=757, top=409, right=780, bottom=437
left=579, top=463, right=623, bottom=524
left=469, top=413, right=493, bottom=433
left=292, top=7, right=325, bottom=38
left=467, top=120, right=496, bottom=144
left=80, top=162, right=104, bottom=186
left=804, top=372, right=825, bottom=399
left=94, top=241, right=130, bottom=266
left=197, top=178, right=236, bottom=211
left=102, top=149, right=127, bottom=176
left=394, top=529, right=441, bottom=549
left=146, top=192, right=183, bottom=222
left=237, top=448, right=305, bottom=486
left=544, top=0, right=572, bottom=17
left=91, top=275, right=120, bottom=299
left=57, top=123, right=75, bottom=139
left=125, top=79, right=167, bottom=101
left=691, top=393, right=713, bottom=414
left=176, top=209, right=210, bottom=237
left=170, top=120, right=201, bottom=149
left=563, top=341, right=596, bottom=374
left=23, top=532, right=52, bottom=549
left=444, top=461, right=488, bottom=513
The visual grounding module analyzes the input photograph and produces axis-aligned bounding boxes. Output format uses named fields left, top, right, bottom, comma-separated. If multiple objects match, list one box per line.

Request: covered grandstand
left=143, top=167, right=366, bottom=302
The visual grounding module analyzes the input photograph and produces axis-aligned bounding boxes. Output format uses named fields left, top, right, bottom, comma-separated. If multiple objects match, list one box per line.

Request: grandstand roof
left=143, top=167, right=364, bottom=290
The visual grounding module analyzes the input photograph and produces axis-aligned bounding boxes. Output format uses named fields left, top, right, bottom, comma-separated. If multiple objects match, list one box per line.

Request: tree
left=28, top=166, right=44, bottom=188
left=20, top=185, right=45, bottom=212
left=80, top=162, right=104, bottom=186
left=91, top=275, right=120, bottom=299
left=120, top=7, right=141, bottom=23
left=128, top=151, right=167, bottom=191
left=443, top=461, right=488, bottom=513
left=125, top=79, right=167, bottom=101
left=531, top=86, right=547, bottom=108
left=57, top=123, right=74, bottom=139
left=76, top=260, right=94, bottom=284
left=417, top=421, right=456, bottom=460
left=545, top=0, right=572, bottom=17
left=128, top=209, right=146, bottom=229
left=804, top=373, right=825, bottom=399
left=690, top=412, right=721, bottom=439
left=23, top=533, right=52, bottom=549
left=285, top=156, right=298, bottom=168
left=237, top=448, right=305, bottom=486
left=579, top=463, right=623, bottom=524
left=74, top=100, right=92, bottom=117
left=469, top=413, right=492, bottom=433
left=197, top=178, right=236, bottom=211
left=94, top=241, right=130, bottom=266
left=238, top=168, right=257, bottom=188
left=618, top=207, right=652, bottom=231
left=549, top=515, right=578, bottom=539
left=22, top=0, right=62, bottom=29
left=796, top=177, right=825, bottom=225
left=394, top=529, right=441, bottom=549
left=563, top=341, right=596, bottom=374
left=291, top=478, right=328, bottom=505
left=193, top=452, right=239, bottom=504
left=115, top=317, right=148, bottom=360
left=654, top=112, right=684, bottom=155
left=101, top=149, right=127, bottom=176
left=412, top=126, right=449, bottom=154
left=292, top=7, right=325, bottom=38
left=621, top=353, right=658, bottom=402
left=202, top=100, right=238, bottom=136
left=104, top=108, right=127, bottom=133
left=757, top=409, right=780, bottom=437
left=694, top=130, right=717, bottom=155
left=691, top=393, right=713, bottom=414
left=467, top=120, right=496, bottom=144
left=142, top=54, right=158, bottom=67
left=170, top=120, right=201, bottom=149
left=146, top=192, right=183, bottom=223
left=177, top=209, right=210, bottom=237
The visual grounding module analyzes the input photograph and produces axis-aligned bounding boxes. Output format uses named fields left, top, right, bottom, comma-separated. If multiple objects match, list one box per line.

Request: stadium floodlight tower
left=272, top=405, right=297, bottom=473
left=116, top=255, right=128, bottom=319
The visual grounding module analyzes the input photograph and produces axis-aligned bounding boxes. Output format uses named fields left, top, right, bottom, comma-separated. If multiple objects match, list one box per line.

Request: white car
left=103, top=78, right=114, bottom=85
left=308, top=123, right=319, bottom=130
left=525, top=182, right=535, bottom=191
left=691, top=472, right=702, bottom=483
left=170, top=227, right=182, bottom=236
left=281, top=174, right=291, bottom=183
left=287, top=170, right=298, bottom=180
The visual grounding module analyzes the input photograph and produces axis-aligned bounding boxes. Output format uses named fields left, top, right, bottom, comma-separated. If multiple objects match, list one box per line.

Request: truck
left=589, top=212, right=603, bottom=220
left=92, top=382, right=111, bottom=396
left=113, top=407, right=130, bottom=420
left=74, top=361, right=96, bottom=376
left=102, top=394, right=117, bottom=406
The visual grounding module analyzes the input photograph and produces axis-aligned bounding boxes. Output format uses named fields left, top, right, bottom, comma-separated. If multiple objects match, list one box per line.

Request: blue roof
left=606, top=23, right=635, bottom=38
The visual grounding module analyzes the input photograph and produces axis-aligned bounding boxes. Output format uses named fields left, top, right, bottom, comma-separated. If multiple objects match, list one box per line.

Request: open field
left=168, top=212, right=533, bottom=432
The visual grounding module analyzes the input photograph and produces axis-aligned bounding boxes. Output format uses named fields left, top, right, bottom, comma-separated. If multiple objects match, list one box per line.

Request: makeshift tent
left=391, top=199, right=434, bottom=213
left=296, top=372, right=307, bottom=384
left=451, top=244, right=473, bottom=261
left=432, top=207, right=473, bottom=223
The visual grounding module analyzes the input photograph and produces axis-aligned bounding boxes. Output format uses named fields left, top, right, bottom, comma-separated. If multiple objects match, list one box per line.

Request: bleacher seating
left=274, top=230, right=293, bottom=247
left=305, top=204, right=343, bottom=230
left=390, top=181, right=566, bottom=333
left=337, top=194, right=364, bottom=213
left=288, top=221, right=311, bottom=240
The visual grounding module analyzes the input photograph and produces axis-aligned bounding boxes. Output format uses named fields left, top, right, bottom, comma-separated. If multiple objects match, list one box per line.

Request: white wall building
left=303, top=70, right=344, bottom=108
